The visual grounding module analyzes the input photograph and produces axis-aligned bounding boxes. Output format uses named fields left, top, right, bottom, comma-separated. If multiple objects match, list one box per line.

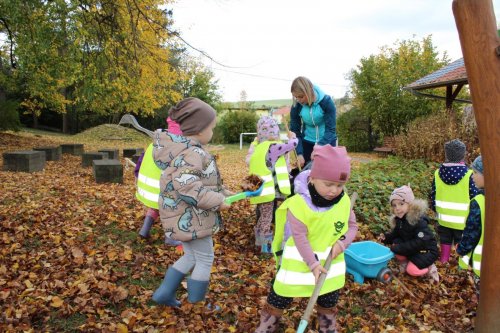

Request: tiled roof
left=405, top=58, right=468, bottom=90
left=273, top=106, right=291, bottom=115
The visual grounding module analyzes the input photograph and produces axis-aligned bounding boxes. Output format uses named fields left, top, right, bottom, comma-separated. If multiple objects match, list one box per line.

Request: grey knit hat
left=169, top=97, right=216, bottom=135
left=471, top=155, right=483, bottom=174
left=444, top=139, right=466, bottom=163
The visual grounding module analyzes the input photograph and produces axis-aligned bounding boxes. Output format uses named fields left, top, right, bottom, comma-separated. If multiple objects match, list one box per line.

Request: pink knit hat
left=166, top=117, right=182, bottom=135
left=257, top=116, right=280, bottom=142
left=310, top=145, right=351, bottom=182
left=389, top=185, right=415, bottom=204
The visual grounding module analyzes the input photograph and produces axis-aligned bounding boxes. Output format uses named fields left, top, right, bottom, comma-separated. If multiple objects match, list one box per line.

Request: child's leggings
left=395, top=255, right=429, bottom=276
left=172, top=236, right=214, bottom=281
left=145, top=208, right=159, bottom=219
left=266, top=283, right=340, bottom=309
left=255, top=201, right=275, bottom=235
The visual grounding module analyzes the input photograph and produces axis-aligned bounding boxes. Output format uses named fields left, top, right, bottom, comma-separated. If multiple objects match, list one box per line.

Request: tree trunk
left=62, top=113, right=68, bottom=133
left=452, top=1, right=500, bottom=331
left=33, top=113, right=38, bottom=129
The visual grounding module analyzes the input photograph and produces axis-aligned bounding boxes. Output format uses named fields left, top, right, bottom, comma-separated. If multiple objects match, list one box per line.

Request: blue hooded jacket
left=289, top=85, right=337, bottom=155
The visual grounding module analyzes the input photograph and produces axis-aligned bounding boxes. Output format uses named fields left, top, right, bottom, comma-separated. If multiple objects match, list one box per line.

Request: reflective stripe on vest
left=272, top=194, right=350, bottom=297
left=458, top=194, right=485, bottom=277
left=435, top=169, right=472, bottom=230
left=136, top=144, right=161, bottom=209
left=249, top=141, right=291, bottom=204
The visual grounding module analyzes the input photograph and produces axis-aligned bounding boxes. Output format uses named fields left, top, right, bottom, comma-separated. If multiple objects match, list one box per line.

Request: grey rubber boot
left=187, top=278, right=209, bottom=303
left=254, top=303, right=283, bottom=333
left=139, top=215, right=155, bottom=238
left=152, top=267, right=185, bottom=307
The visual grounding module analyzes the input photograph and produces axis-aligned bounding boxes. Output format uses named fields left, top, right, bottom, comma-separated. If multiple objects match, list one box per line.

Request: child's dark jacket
left=383, top=199, right=439, bottom=269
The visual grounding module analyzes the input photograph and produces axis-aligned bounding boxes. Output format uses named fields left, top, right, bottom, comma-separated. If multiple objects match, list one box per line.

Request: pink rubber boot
left=439, top=244, right=452, bottom=263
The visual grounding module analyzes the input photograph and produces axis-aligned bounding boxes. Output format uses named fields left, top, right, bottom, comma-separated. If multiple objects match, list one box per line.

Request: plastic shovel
left=224, top=184, right=264, bottom=204
left=296, top=192, right=358, bottom=333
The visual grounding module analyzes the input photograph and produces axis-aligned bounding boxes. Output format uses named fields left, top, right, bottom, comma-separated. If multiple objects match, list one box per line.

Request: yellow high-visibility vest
left=272, top=194, right=350, bottom=297
left=435, top=169, right=472, bottom=230
left=458, top=194, right=485, bottom=277
left=249, top=141, right=290, bottom=204
left=136, top=144, right=161, bottom=209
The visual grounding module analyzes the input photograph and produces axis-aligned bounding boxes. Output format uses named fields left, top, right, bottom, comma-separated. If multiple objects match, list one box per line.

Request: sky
left=171, top=0, right=500, bottom=102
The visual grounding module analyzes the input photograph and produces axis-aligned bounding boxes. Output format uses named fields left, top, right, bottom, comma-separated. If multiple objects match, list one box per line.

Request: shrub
left=217, top=110, right=258, bottom=144
left=394, top=109, right=479, bottom=163
left=349, top=156, right=438, bottom=235
left=337, top=108, right=373, bottom=151
left=0, top=100, right=21, bottom=131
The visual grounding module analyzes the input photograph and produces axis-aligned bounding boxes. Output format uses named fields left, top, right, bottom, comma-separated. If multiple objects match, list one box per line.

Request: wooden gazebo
left=403, top=58, right=471, bottom=109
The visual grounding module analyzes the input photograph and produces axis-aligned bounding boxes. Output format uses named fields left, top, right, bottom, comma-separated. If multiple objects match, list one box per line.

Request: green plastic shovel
left=224, top=184, right=264, bottom=204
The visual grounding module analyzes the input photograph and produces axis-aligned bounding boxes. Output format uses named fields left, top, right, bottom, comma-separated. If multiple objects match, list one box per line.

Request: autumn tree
left=0, top=0, right=181, bottom=132
left=175, top=56, right=222, bottom=106
left=348, top=36, right=448, bottom=139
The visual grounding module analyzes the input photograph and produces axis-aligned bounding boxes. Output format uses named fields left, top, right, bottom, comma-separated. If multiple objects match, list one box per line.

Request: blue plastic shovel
left=224, top=184, right=264, bottom=204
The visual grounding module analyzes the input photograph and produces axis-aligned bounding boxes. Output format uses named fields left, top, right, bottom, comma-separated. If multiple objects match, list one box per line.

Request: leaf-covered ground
left=0, top=129, right=477, bottom=332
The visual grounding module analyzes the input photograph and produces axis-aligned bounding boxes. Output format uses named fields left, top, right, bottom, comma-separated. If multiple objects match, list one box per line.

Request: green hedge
left=349, top=156, right=439, bottom=235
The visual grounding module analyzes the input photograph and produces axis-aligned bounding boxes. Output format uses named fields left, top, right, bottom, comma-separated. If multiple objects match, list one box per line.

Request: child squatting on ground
left=379, top=185, right=440, bottom=283
left=457, top=155, right=485, bottom=298
left=135, top=117, right=182, bottom=246
left=255, top=145, right=358, bottom=333
left=151, top=97, right=231, bottom=307
left=430, top=139, right=479, bottom=263
left=247, top=116, right=298, bottom=253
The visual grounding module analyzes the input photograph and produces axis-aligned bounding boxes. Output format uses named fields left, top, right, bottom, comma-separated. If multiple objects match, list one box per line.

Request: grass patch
left=47, top=312, right=86, bottom=332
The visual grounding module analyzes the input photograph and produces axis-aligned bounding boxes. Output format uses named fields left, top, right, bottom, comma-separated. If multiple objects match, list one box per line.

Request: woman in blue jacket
left=290, top=76, right=337, bottom=168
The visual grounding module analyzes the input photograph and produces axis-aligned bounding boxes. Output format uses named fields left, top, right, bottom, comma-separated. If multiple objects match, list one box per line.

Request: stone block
left=61, top=144, right=84, bottom=155
left=82, top=152, right=108, bottom=167
left=98, top=149, right=119, bottom=159
left=33, top=146, right=62, bottom=161
left=93, top=159, right=123, bottom=183
left=123, top=148, right=145, bottom=158
left=2, top=150, right=46, bottom=172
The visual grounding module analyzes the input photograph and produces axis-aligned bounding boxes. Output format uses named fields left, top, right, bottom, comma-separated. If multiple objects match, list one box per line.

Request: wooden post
left=452, top=0, right=500, bottom=331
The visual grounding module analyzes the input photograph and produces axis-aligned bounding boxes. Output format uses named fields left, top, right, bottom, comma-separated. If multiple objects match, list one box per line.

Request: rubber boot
left=261, top=233, right=273, bottom=254
left=254, top=227, right=262, bottom=247
left=317, top=305, right=337, bottom=333
left=152, top=267, right=185, bottom=307
left=254, top=303, right=283, bottom=333
left=187, top=278, right=209, bottom=303
left=440, top=244, right=452, bottom=263
left=139, top=215, right=154, bottom=238
left=427, top=264, right=440, bottom=284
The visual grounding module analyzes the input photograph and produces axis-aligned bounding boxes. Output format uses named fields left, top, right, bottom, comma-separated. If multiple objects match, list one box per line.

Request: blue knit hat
left=471, top=155, right=483, bottom=174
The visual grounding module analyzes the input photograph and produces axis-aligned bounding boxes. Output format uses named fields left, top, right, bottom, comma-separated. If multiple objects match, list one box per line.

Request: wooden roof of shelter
left=403, top=58, right=471, bottom=109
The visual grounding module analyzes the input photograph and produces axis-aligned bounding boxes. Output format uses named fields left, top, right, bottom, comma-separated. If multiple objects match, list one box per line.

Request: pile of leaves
left=0, top=130, right=477, bottom=332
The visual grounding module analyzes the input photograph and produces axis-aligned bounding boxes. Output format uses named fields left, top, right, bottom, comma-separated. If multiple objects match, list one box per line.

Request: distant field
left=226, top=99, right=293, bottom=108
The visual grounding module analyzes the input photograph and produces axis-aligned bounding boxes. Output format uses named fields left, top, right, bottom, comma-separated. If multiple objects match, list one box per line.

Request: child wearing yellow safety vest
left=151, top=98, right=231, bottom=307
left=430, top=139, right=479, bottom=263
left=248, top=116, right=298, bottom=253
left=135, top=117, right=182, bottom=247
left=255, top=145, right=358, bottom=333
left=457, top=155, right=485, bottom=298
